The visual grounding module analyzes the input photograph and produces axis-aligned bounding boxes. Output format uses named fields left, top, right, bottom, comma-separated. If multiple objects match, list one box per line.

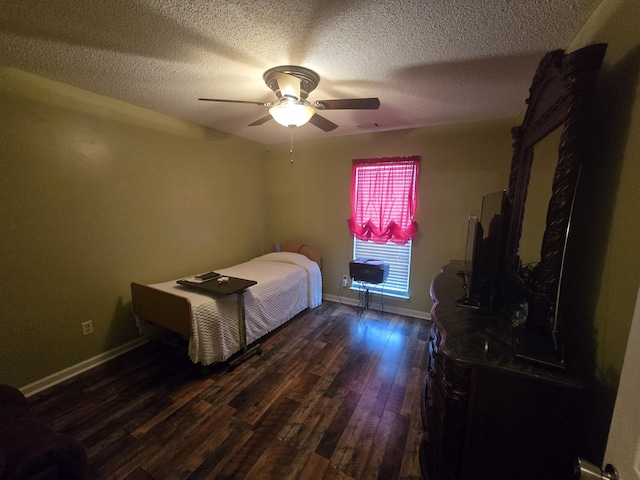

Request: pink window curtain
left=347, top=156, right=420, bottom=245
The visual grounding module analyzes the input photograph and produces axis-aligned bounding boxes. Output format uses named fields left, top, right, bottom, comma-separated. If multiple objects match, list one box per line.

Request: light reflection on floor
left=347, top=308, right=406, bottom=355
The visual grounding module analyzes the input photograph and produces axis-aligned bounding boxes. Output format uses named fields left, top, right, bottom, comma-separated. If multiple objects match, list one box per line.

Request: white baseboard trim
left=21, top=336, right=150, bottom=398
left=20, top=299, right=427, bottom=397
left=323, top=294, right=431, bottom=320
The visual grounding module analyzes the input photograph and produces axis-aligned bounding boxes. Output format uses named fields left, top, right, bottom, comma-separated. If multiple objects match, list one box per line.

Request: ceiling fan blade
left=198, top=98, right=267, bottom=106
left=275, top=72, right=301, bottom=100
left=248, top=114, right=273, bottom=127
left=309, top=113, right=338, bottom=132
left=314, top=98, right=380, bottom=110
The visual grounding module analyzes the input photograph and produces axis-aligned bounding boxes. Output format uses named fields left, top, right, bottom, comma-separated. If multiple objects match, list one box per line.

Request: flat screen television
left=456, top=215, right=483, bottom=308
left=456, top=190, right=510, bottom=311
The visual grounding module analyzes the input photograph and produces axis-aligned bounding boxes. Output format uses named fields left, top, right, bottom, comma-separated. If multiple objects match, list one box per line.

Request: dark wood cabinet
left=420, top=261, right=584, bottom=480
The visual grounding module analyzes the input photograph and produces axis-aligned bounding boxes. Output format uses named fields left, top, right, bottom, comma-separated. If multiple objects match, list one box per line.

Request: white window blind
left=353, top=238, right=412, bottom=298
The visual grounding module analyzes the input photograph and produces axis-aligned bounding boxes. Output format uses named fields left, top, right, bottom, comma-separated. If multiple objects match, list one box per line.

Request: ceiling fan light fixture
left=269, top=103, right=315, bottom=127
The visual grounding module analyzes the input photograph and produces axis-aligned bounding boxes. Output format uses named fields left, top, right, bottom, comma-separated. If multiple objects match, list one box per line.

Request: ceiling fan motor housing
left=263, top=65, right=320, bottom=101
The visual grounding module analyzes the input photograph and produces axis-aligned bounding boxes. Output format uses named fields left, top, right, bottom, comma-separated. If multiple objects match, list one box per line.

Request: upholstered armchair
left=0, top=384, right=87, bottom=480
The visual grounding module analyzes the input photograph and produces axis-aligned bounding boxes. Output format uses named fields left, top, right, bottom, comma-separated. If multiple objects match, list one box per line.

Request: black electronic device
left=196, top=271, right=220, bottom=281
left=457, top=190, right=510, bottom=311
left=479, top=190, right=511, bottom=306
left=456, top=215, right=483, bottom=309
left=349, top=258, right=390, bottom=284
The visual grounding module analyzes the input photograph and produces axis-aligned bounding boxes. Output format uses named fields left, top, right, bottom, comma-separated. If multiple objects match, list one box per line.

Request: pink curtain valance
left=347, top=156, right=420, bottom=245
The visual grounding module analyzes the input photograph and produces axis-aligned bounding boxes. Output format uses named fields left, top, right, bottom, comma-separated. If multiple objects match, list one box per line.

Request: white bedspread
left=147, top=252, right=322, bottom=365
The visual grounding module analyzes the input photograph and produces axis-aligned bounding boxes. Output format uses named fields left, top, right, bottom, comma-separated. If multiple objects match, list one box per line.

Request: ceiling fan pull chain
left=289, top=126, right=294, bottom=164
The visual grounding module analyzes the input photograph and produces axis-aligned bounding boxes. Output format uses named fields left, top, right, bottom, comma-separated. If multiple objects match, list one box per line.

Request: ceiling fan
left=198, top=65, right=380, bottom=132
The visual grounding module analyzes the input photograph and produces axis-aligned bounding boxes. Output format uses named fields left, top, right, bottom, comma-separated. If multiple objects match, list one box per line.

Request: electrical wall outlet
left=342, top=275, right=349, bottom=288
left=81, top=320, right=94, bottom=336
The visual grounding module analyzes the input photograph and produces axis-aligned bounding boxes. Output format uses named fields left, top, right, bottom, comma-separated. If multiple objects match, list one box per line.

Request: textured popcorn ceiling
left=0, top=0, right=603, bottom=144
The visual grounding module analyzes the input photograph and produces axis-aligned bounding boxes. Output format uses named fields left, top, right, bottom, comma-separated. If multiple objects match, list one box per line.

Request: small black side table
left=177, top=276, right=259, bottom=370
left=353, top=281, right=385, bottom=319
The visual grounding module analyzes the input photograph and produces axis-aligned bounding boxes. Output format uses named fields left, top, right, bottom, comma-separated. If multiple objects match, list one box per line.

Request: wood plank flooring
left=27, top=301, right=430, bottom=480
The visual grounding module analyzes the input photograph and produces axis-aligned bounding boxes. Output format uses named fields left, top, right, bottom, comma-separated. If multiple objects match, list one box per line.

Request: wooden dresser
left=420, top=261, right=584, bottom=480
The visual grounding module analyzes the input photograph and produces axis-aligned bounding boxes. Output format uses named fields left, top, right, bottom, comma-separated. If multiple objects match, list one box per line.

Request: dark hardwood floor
left=28, top=301, right=430, bottom=480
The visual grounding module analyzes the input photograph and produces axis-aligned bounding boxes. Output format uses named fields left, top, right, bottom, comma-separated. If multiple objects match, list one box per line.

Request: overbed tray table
left=177, top=275, right=258, bottom=370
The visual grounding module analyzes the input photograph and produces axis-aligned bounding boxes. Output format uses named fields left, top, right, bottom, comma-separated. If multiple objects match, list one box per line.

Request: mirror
left=504, top=44, right=607, bottom=365
left=518, top=127, right=562, bottom=266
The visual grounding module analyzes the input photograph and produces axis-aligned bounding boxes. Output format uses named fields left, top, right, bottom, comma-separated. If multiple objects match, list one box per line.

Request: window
left=353, top=237, right=412, bottom=298
left=348, top=157, right=420, bottom=298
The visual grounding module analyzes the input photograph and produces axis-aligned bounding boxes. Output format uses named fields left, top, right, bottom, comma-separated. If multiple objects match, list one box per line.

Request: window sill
left=349, top=285, right=410, bottom=300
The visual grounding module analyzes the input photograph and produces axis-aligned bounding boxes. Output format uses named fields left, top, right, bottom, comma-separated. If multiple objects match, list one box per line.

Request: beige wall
left=264, top=121, right=514, bottom=313
left=560, top=0, right=640, bottom=463
left=0, top=68, right=267, bottom=388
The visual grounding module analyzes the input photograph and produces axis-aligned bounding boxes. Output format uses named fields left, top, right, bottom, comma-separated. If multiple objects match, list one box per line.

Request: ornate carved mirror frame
left=505, top=43, right=607, bottom=338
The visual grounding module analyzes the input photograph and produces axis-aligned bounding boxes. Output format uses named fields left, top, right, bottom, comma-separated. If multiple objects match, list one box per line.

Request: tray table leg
left=228, top=289, right=262, bottom=370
